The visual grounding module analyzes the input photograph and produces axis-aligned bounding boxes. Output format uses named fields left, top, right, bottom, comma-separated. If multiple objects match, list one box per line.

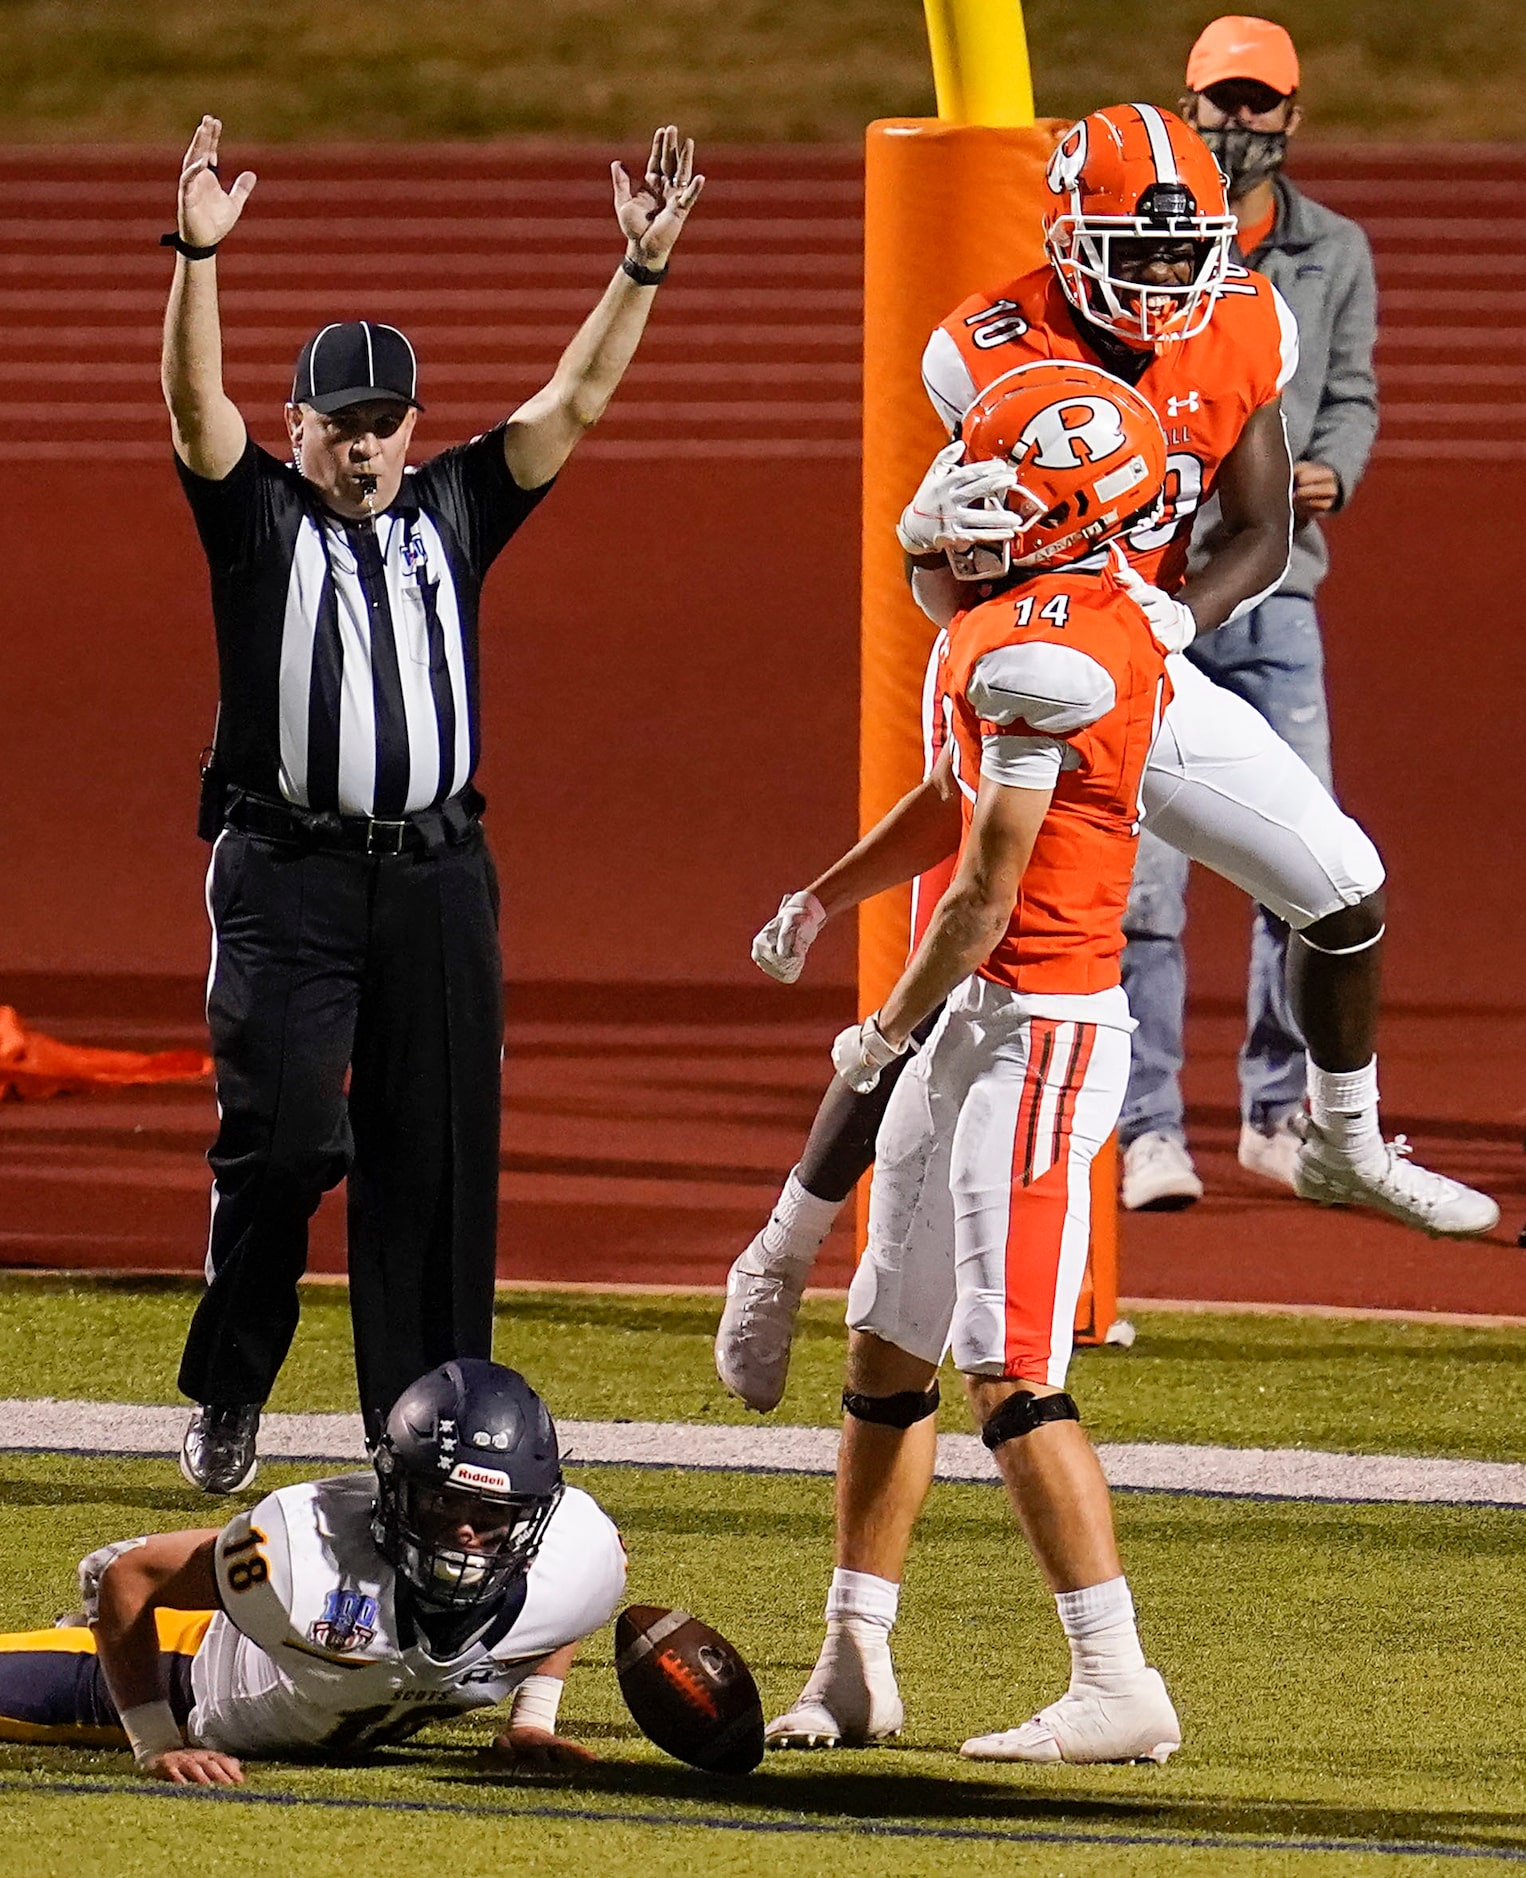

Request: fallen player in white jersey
left=0, top=1360, right=626, bottom=1781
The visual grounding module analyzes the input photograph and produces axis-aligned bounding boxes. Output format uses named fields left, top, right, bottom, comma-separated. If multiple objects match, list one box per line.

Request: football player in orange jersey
left=763, top=363, right=1180, bottom=1763
left=718, top=101, right=1496, bottom=1417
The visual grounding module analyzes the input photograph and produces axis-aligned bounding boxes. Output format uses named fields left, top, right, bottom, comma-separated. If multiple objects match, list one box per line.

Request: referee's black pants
left=179, top=825, right=503, bottom=1440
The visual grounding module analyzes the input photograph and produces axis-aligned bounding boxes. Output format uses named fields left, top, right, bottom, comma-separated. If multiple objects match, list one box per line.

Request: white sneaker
left=1121, top=1133, right=1203, bottom=1212
left=960, top=1669, right=1180, bottom=1765
left=714, top=1235, right=807, bottom=1413
left=1293, top=1123, right=1500, bottom=1239
left=1237, top=1118, right=1302, bottom=1191
left=765, top=1620, right=904, bottom=1749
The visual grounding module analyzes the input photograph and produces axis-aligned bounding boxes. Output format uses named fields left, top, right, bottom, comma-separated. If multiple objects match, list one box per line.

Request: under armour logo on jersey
left=1166, top=392, right=1200, bottom=417
left=1017, top=395, right=1130, bottom=471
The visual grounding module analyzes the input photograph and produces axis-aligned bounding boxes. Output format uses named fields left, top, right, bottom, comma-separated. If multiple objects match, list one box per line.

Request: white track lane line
left=2, top=1398, right=1526, bottom=1508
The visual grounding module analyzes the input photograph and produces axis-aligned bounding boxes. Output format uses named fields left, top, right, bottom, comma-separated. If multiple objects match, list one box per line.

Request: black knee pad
left=980, top=1390, right=1080, bottom=1451
left=842, top=1383, right=940, bottom=1428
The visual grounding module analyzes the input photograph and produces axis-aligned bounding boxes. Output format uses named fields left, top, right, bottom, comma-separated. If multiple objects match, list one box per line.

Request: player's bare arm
left=160, top=116, right=254, bottom=480
left=875, top=776, right=1053, bottom=1049
left=91, top=1528, right=244, bottom=1786
left=1177, top=398, right=1293, bottom=631
left=503, top=126, right=704, bottom=491
left=809, top=747, right=962, bottom=922
left=752, top=749, right=961, bottom=984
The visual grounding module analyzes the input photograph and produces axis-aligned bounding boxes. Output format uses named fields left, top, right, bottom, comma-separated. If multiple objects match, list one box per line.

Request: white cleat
left=765, top=1622, right=905, bottom=1749
left=1237, top=1118, right=1302, bottom=1192
left=1121, top=1132, right=1203, bottom=1212
left=1293, top=1124, right=1500, bottom=1239
left=960, top=1669, right=1181, bottom=1765
left=715, top=1236, right=807, bottom=1413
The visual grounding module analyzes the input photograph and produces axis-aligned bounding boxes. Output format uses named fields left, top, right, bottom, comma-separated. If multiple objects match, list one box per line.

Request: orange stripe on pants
left=1003, top=1022, right=1097, bottom=1379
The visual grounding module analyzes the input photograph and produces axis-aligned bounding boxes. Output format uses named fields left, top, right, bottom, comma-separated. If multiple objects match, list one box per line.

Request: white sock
left=1055, top=1576, right=1147, bottom=1692
left=756, top=1168, right=844, bottom=1275
left=1307, top=1057, right=1383, bottom=1167
left=825, top=1566, right=899, bottom=1632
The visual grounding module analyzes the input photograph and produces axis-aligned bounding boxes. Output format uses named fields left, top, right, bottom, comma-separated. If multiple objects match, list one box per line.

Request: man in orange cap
left=1117, top=15, right=1382, bottom=1208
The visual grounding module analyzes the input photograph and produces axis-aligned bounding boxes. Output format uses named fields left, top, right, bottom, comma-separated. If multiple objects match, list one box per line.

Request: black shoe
left=180, top=1403, right=261, bottom=1494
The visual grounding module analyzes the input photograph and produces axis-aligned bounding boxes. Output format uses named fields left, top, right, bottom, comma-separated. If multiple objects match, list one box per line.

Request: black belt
left=223, top=786, right=484, bottom=857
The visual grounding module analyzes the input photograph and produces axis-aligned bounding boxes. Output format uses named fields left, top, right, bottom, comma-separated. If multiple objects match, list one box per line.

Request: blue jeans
left=1120, top=594, right=1334, bottom=1145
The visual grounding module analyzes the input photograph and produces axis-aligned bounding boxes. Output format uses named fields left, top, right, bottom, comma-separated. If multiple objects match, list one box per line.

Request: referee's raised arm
left=160, top=116, right=256, bottom=480
left=501, top=125, right=705, bottom=492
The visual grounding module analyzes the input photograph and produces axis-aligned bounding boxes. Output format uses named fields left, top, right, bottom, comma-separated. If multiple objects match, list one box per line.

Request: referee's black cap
left=291, top=321, right=424, bottom=414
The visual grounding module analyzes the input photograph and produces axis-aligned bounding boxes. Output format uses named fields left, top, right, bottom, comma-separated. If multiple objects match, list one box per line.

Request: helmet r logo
left=1018, top=396, right=1130, bottom=471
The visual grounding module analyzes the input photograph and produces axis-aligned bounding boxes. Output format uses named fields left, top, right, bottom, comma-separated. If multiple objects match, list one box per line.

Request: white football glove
left=896, top=441, right=1021, bottom=557
left=1108, top=544, right=1197, bottom=654
left=751, top=890, right=827, bottom=984
left=830, top=1012, right=910, bottom=1094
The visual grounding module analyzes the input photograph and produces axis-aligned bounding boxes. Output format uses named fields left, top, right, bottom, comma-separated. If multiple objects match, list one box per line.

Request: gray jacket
left=1195, top=174, right=1380, bottom=600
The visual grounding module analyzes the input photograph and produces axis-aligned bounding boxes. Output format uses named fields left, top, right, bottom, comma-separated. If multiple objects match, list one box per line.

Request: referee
left=161, top=116, right=703, bottom=1491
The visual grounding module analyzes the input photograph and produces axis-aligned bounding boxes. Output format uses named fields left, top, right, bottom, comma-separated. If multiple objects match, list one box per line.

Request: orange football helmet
left=1044, top=103, right=1236, bottom=348
left=954, top=360, right=1168, bottom=575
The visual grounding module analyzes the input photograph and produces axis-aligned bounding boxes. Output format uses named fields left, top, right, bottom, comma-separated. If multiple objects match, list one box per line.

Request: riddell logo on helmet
left=447, top=1461, right=512, bottom=1493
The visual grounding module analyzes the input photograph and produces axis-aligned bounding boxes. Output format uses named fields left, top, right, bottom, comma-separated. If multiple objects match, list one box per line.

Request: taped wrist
left=980, top=1390, right=1080, bottom=1451
left=508, top=1673, right=564, bottom=1734
left=120, top=1698, right=182, bottom=1763
left=842, top=1382, right=940, bottom=1428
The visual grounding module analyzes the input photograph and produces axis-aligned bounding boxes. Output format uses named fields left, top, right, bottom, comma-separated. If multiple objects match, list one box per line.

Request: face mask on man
left=1199, top=125, right=1288, bottom=194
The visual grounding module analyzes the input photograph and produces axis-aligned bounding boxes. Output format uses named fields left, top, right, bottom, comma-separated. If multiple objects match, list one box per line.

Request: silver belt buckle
left=365, top=817, right=409, bottom=856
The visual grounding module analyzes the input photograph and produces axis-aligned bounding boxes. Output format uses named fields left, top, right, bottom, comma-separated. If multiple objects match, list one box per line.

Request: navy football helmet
left=371, top=1360, right=564, bottom=1611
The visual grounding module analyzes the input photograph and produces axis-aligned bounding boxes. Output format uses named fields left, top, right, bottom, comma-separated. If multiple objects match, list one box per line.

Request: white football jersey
left=186, top=1473, right=625, bottom=1756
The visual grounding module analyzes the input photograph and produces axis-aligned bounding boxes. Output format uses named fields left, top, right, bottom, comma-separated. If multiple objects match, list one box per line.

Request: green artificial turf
left=3, top=1456, right=1525, bottom=1877
left=4, top=1276, right=1526, bottom=1463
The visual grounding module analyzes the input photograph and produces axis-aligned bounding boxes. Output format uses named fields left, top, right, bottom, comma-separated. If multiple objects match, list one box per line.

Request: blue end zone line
left=9, top=1780, right=1526, bottom=1864
left=4, top=1444, right=1526, bottom=1514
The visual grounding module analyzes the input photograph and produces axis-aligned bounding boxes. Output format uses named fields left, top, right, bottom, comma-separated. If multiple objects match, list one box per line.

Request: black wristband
left=621, top=253, right=668, bottom=287
left=160, top=231, right=221, bottom=261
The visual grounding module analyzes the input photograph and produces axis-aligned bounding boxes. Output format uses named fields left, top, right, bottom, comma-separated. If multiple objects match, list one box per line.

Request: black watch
left=621, top=253, right=668, bottom=287
left=160, top=231, right=221, bottom=261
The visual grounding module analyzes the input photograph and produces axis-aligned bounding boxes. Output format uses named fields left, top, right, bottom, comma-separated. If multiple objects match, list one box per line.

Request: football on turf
left=614, top=1604, right=765, bottom=1774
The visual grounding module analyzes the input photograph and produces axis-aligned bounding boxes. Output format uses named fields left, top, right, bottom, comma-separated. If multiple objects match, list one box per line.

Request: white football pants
left=1143, top=654, right=1384, bottom=928
left=848, top=976, right=1131, bottom=1386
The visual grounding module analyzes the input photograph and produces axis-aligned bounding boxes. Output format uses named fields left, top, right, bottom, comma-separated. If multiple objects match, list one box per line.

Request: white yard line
left=2, top=1397, right=1525, bottom=1509
left=8, top=1269, right=1526, bottom=1327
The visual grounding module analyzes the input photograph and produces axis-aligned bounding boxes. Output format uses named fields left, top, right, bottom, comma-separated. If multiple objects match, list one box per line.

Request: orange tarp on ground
left=0, top=1006, right=209, bottom=1101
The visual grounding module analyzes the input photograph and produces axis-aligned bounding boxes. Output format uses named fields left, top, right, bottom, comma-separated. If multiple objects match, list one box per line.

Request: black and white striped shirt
left=177, top=427, right=551, bottom=817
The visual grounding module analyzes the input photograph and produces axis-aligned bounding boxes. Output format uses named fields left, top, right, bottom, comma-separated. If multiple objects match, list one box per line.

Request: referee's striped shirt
left=177, top=426, right=551, bottom=819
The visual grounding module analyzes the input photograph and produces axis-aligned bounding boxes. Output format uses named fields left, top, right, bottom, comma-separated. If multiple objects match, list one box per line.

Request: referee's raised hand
left=177, top=115, right=257, bottom=250
left=612, top=124, right=704, bottom=271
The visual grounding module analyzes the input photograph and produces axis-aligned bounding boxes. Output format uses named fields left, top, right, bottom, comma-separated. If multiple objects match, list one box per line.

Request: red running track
left=0, top=975, right=1521, bottom=1316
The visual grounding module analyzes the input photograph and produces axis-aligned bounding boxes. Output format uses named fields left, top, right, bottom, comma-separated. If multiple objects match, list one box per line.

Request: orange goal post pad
left=857, top=115, right=1131, bottom=1351
left=859, top=117, right=1062, bottom=1014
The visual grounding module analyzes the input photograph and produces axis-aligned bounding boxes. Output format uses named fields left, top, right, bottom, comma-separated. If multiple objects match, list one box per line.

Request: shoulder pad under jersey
left=968, top=640, right=1117, bottom=735
left=214, top=1474, right=383, bottom=1658
left=493, top=1486, right=628, bottom=1664
left=214, top=1486, right=300, bottom=1654
left=1211, top=265, right=1299, bottom=398
left=921, top=326, right=978, bottom=433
